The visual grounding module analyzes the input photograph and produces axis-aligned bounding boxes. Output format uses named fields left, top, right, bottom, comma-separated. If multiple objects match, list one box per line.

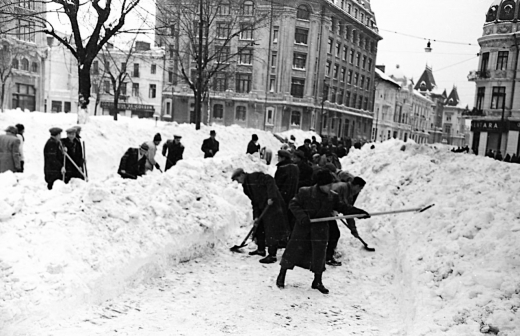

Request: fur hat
left=153, top=133, right=162, bottom=142
left=277, top=150, right=291, bottom=159
left=315, top=169, right=334, bottom=186
left=252, top=134, right=258, bottom=141
left=294, top=150, right=305, bottom=160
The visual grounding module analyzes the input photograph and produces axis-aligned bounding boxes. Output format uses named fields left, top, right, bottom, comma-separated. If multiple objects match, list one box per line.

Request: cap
left=49, top=127, right=63, bottom=136
left=174, top=135, right=182, bottom=139
left=153, top=133, right=162, bottom=142
left=210, top=130, right=216, bottom=135
left=73, top=125, right=82, bottom=132
left=66, top=127, right=77, bottom=134
left=277, top=150, right=291, bottom=159
left=231, top=168, right=244, bottom=181
left=140, top=142, right=149, bottom=151
left=315, top=169, right=334, bottom=186
left=304, top=138, right=311, bottom=144
left=4, top=126, right=17, bottom=134
left=294, top=150, right=305, bottom=160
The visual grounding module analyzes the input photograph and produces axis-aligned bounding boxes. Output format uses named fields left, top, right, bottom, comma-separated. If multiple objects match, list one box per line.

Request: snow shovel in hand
left=340, top=219, right=375, bottom=252
left=230, top=204, right=271, bottom=253
left=310, top=204, right=435, bottom=223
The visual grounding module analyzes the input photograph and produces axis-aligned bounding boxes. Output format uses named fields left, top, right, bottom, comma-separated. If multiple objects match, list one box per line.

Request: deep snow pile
left=343, top=140, right=520, bottom=336
left=0, top=110, right=294, bottom=330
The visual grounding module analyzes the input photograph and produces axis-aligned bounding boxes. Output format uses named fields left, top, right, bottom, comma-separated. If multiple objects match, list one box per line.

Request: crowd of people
left=233, top=134, right=371, bottom=294
left=484, top=148, right=520, bottom=163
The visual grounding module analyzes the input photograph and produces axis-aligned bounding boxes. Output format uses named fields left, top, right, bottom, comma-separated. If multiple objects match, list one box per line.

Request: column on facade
left=304, top=14, right=321, bottom=98
left=278, top=11, right=296, bottom=95
left=478, top=131, right=488, bottom=155
left=505, top=130, right=519, bottom=156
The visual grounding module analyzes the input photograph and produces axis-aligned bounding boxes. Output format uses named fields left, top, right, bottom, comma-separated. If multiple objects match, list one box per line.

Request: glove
left=358, top=209, right=370, bottom=219
left=61, top=167, right=66, bottom=174
left=302, top=216, right=311, bottom=226
left=155, top=163, right=161, bottom=170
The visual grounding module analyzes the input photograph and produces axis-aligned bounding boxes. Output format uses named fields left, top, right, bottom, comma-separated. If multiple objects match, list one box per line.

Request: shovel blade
left=230, top=243, right=248, bottom=253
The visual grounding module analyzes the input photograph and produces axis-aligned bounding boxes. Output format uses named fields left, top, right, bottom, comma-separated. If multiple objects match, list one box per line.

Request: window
left=360, top=75, right=364, bottom=88
left=242, top=0, right=254, bottom=15
left=491, top=86, right=505, bottom=109
left=51, top=101, right=62, bottom=112
left=217, top=46, right=230, bottom=63
left=362, top=55, right=367, bottom=69
left=480, top=52, right=489, bottom=73
left=293, top=53, right=307, bottom=69
left=366, top=78, right=370, bottom=91
left=295, top=28, right=308, bottom=45
left=235, top=106, right=247, bottom=121
left=214, top=73, right=227, bottom=91
left=168, top=69, right=174, bottom=83
left=121, top=83, right=127, bottom=96
left=290, top=110, right=301, bottom=126
left=133, top=63, right=140, bottom=77
left=271, top=51, right=277, bottom=67
left=347, top=3, right=351, bottom=13
left=349, top=50, right=354, bottom=64
left=497, top=51, right=508, bottom=70
left=92, top=61, right=99, bottom=75
left=345, top=91, right=351, bottom=106
left=21, top=58, right=29, bottom=71
left=239, top=49, right=253, bottom=65
left=240, top=24, right=253, bottom=40
left=269, top=76, right=276, bottom=92
left=363, top=97, right=368, bottom=110
left=236, top=73, right=252, bottom=93
left=340, top=67, right=346, bottom=82
left=328, top=38, right=333, bottom=54
left=296, top=4, right=310, bottom=20
left=216, top=22, right=230, bottom=38
left=16, top=20, right=35, bottom=42
left=355, top=52, right=360, bottom=67
left=476, top=87, right=485, bottom=110
left=12, top=59, right=19, bottom=69
left=360, top=13, right=364, bottom=23
left=64, top=102, right=71, bottom=113
left=291, top=78, right=305, bottom=98
left=354, top=72, right=358, bottom=86
left=266, top=108, right=275, bottom=125
left=335, top=42, right=341, bottom=57
left=358, top=95, right=363, bottom=109
left=151, top=64, right=156, bottom=74
left=352, top=93, right=357, bottom=108
left=330, top=87, right=337, bottom=103
left=132, top=83, right=139, bottom=96
left=31, top=62, right=38, bottom=72
left=168, top=45, right=174, bottom=58
left=342, top=46, right=348, bottom=61
left=104, top=60, right=110, bottom=71
left=213, top=104, right=224, bottom=119
left=273, top=27, right=279, bottom=43
left=218, top=1, right=230, bottom=15
left=323, top=83, right=329, bottom=101
left=165, top=102, right=171, bottom=116
left=368, top=58, right=372, bottom=71
left=347, top=69, right=353, bottom=84
left=333, top=64, right=339, bottom=79
left=326, top=61, right=331, bottom=76
left=354, top=8, right=358, bottom=18
left=149, top=84, right=156, bottom=98
left=104, top=80, right=110, bottom=93
left=338, top=89, right=344, bottom=105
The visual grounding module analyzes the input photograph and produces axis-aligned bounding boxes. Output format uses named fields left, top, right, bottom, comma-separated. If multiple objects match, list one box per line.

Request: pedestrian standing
left=0, top=126, right=21, bottom=173
left=61, top=127, right=84, bottom=182
left=297, top=139, right=313, bottom=161
left=246, top=134, right=260, bottom=154
left=15, top=124, right=25, bottom=172
left=231, top=168, right=289, bottom=264
left=144, top=133, right=162, bottom=172
left=201, top=130, right=219, bottom=158
left=162, top=135, right=184, bottom=171
left=44, top=127, right=65, bottom=189
left=275, top=150, right=299, bottom=233
left=276, top=169, right=370, bottom=294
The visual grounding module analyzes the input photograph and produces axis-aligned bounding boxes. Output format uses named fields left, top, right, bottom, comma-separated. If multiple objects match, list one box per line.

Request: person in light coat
left=15, top=124, right=25, bottom=172
left=0, top=126, right=21, bottom=173
left=144, top=133, right=162, bottom=172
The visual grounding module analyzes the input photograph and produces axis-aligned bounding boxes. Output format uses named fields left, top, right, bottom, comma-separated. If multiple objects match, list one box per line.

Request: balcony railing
left=467, top=70, right=490, bottom=81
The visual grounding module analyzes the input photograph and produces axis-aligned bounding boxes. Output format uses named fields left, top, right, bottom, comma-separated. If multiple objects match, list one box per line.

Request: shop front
left=100, top=101, right=155, bottom=118
left=470, top=119, right=520, bottom=156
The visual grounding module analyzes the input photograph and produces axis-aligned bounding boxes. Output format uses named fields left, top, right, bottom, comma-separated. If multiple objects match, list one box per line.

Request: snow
left=1, top=111, right=519, bottom=335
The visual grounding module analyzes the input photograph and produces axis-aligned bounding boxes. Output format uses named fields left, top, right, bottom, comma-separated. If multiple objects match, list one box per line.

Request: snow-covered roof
left=375, top=68, right=401, bottom=88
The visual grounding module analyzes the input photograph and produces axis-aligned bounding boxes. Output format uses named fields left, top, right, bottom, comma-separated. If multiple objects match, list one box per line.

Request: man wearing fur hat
left=276, top=169, right=370, bottom=294
left=44, top=127, right=65, bottom=189
left=117, top=143, right=148, bottom=179
left=162, top=135, right=184, bottom=171
left=0, top=126, right=21, bottom=173
left=61, top=127, right=84, bottom=182
left=144, top=133, right=162, bottom=172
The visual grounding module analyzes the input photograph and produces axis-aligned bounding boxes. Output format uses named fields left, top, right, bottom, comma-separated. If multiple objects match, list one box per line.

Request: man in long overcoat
left=162, top=135, right=184, bottom=171
left=0, top=126, right=21, bottom=173
left=201, top=130, right=219, bottom=158
left=44, top=127, right=65, bottom=189
left=274, top=150, right=299, bottom=233
left=118, top=143, right=148, bottom=179
left=232, top=168, right=289, bottom=264
left=61, top=127, right=84, bottom=182
left=276, top=169, right=370, bottom=294
left=293, top=150, right=314, bottom=188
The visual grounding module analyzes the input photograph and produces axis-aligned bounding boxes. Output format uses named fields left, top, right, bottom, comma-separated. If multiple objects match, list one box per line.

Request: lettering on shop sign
left=470, top=120, right=506, bottom=132
left=100, top=101, right=155, bottom=111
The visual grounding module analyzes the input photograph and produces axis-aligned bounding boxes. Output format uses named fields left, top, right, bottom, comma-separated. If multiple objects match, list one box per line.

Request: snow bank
left=342, top=139, right=520, bottom=336
left=0, top=110, right=284, bottom=331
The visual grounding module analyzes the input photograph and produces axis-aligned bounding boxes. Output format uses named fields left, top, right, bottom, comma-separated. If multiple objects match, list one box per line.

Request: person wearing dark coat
left=232, top=168, right=289, bottom=264
left=246, top=134, right=260, bottom=155
left=297, top=139, right=313, bottom=161
left=162, top=135, right=184, bottom=171
left=0, top=126, right=21, bottom=173
left=275, top=150, right=299, bottom=233
left=276, top=169, right=370, bottom=294
left=61, top=127, right=85, bottom=182
left=504, top=153, right=511, bottom=162
left=118, top=143, right=148, bottom=179
left=201, top=130, right=219, bottom=158
left=512, top=153, right=518, bottom=163
left=293, top=150, right=314, bottom=188
left=495, top=151, right=503, bottom=161
left=44, top=127, right=65, bottom=190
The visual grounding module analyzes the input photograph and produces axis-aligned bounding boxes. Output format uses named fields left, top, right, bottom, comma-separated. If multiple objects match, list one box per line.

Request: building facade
left=468, top=0, right=520, bottom=156
left=0, top=1, right=47, bottom=112
left=372, top=67, right=401, bottom=141
left=156, top=0, right=381, bottom=140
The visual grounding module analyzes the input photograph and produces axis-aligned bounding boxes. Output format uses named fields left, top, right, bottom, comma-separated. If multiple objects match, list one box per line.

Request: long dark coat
left=242, top=172, right=289, bottom=247
left=61, top=137, right=84, bottom=180
left=274, top=161, right=299, bottom=205
left=246, top=140, right=260, bottom=154
left=297, top=144, right=312, bottom=161
left=117, top=148, right=146, bottom=179
left=201, top=137, right=219, bottom=158
left=162, top=140, right=184, bottom=171
left=296, top=160, right=314, bottom=189
left=281, top=185, right=364, bottom=273
left=44, top=137, right=64, bottom=186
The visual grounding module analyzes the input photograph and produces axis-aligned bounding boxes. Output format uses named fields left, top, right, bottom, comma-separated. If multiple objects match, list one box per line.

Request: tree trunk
left=113, top=91, right=119, bottom=121
left=194, top=89, right=202, bottom=129
left=78, top=64, right=92, bottom=108
left=94, top=93, right=100, bottom=116
left=0, top=82, right=5, bottom=113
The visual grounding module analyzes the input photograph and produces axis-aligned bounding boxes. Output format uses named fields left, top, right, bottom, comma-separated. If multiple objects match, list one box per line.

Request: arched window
left=213, top=104, right=224, bottom=119
left=290, top=110, right=301, bottom=126
left=486, top=5, right=498, bottom=22
left=499, top=0, right=515, bottom=20
left=31, top=62, right=38, bottom=73
left=21, top=58, right=29, bottom=71
left=12, top=59, right=19, bottom=69
left=218, top=1, right=230, bottom=15
left=235, top=106, right=247, bottom=121
left=296, top=4, right=310, bottom=20
left=242, top=0, right=254, bottom=15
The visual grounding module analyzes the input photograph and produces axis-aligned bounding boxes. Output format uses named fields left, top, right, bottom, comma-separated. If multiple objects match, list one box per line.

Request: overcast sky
left=371, top=0, right=493, bottom=108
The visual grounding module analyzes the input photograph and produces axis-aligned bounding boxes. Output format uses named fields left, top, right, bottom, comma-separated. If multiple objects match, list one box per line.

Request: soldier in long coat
left=276, top=169, right=370, bottom=294
left=162, top=135, right=184, bottom=171
left=61, top=127, right=84, bottom=182
left=232, top=168, right=289, bottom=264
left=274, top=150, right=299, bottom=233
left=44, top=127, right=65, bottom=189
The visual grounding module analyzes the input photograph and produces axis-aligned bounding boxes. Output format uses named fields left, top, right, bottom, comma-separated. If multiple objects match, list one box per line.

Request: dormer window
left=296, top=4, right=311, bottom=20
left=486, top=5, right=498, bottom=22
left=499, top=1, right=515, bottom=20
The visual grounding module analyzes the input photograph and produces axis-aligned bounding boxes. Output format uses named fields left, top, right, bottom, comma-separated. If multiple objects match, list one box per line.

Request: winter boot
left=259, top=255, right=277, bottom=264
left=249, top=249, right=266, bottom=257
left=312, top=273, right=329, bottom=294
left=326, top=257, right=342, bottom=267
left=276, top=268, right=287, bottom=288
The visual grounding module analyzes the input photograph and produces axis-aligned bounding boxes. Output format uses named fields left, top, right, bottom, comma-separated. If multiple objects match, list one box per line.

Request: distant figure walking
left=201, top=130, right=219, bottom=158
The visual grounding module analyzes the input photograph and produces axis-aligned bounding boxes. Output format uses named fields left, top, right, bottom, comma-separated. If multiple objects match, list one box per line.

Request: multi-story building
left=0, top=1, right=47, bottom=111
left=156, top=0, right=381, bottom=140
left=442, top=87, right=467, bottom=146
left=372, top=66, right=401, bottom=141
left=92, top=42, right=164, bottom=118
left=467, top=0, right=520, bottom=157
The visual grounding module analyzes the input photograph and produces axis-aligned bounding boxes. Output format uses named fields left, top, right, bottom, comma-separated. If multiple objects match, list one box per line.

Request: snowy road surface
left=21, top=234, right=405, bottom=336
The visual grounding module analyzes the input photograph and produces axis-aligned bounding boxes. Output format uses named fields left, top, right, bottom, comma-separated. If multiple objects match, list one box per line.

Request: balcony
left=467, top=70, right=490, bottom=81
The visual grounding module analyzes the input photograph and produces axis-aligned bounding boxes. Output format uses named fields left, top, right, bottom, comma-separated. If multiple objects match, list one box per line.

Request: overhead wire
left=379, top=28, right=479, bottom=47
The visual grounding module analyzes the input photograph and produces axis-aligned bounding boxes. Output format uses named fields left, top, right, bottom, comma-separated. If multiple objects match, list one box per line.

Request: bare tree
left=0, top=0, right=146, bottom=111
left=156, top=0, right=276, bottom=130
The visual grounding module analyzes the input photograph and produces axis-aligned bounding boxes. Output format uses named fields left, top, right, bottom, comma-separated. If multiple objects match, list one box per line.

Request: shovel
left=340, top=219, right=376, bottom=252
left=310, top=204, right=435, bottom=223
left=230, top=204, right=271, bottom=253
